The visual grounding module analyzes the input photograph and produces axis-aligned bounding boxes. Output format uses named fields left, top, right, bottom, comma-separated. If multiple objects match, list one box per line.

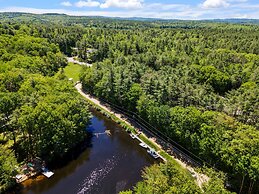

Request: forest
left=0, top=13, right=258, bottom=193
left=0, top=19, right=91, bottom=193
left=78, top=19, right=259, bottom=193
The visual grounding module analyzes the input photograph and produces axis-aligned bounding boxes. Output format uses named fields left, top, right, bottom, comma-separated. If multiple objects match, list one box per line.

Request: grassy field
left=63, top=62, right=82, bottom=82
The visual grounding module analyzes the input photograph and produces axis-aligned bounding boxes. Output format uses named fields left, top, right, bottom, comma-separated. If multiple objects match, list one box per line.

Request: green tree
left=0, top=145, right=18, bottom=193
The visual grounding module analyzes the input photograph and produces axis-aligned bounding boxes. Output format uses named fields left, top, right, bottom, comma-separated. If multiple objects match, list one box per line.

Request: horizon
left=0, top=0, right=259, bottom=20
left=1, top=11, right=259, bottom=21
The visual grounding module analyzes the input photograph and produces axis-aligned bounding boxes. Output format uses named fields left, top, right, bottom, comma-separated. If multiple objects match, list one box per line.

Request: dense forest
left=0, top=13, right=258, bottom=193
left=0, top=17, right=91, bottom=193
left=121, top=162, right=233, bottom=194
left=77, top=18, right=259, bottom=193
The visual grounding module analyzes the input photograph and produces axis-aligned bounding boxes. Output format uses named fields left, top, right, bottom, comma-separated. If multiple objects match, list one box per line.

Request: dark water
left=19, top=109, right=157, bottom=194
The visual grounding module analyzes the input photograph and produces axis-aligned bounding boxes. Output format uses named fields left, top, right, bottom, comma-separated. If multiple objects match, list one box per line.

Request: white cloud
left=201, top=0, right=249, bottom=9
left=146, top=3, right=189, bottom=11
left=61, top=1, right=72, bottom=7
left=202, top=0, right=230, bottom=9
left=232, top=3, right=259, bottom=9
left=1, top=3, right=259, bottom=20
left=229, top=0, right=247, bottom=2
left=0, top=7, right=205, bottom=19
left=75, top=0, right=100, bottom=8
left=100, top=0, right=143, bottom=9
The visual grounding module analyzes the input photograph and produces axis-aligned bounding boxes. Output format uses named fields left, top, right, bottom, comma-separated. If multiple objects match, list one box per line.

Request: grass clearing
left=63, top=62, right=82, bottom=82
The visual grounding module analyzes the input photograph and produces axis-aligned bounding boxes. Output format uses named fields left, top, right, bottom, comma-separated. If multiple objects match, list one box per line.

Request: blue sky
left=0, top=0, right=259, bottom=19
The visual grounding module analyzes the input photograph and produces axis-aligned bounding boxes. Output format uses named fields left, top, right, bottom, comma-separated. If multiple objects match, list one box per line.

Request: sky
left=0, top=0, right=259, bottom=20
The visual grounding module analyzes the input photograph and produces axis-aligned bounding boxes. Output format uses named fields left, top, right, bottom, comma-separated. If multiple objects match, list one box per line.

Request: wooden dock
left=15, top=158, right=54, bottom=183
left=15, top=172, right=38, bottom=183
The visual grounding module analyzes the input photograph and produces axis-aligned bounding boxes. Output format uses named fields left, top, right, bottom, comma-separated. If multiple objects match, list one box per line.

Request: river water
left=19, top=109, right=158, bottom=194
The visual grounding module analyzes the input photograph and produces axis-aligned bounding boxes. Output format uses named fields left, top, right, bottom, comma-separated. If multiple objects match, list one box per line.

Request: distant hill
left=211, top=18, right=259, bottom=24
left=0, top=12, right=259, bottom=28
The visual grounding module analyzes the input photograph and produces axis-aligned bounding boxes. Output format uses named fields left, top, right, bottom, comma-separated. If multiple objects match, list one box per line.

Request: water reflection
left=77, top=156, right=117, bottom=194
left=19, top=109, right=157, bottom=194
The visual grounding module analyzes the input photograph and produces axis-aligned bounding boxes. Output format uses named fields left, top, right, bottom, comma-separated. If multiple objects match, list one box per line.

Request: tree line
left=0, top=21, right=91, bottom=193
left=1, top=14, right=258, bottom=193
left=78, top=22, right=259, bottom=193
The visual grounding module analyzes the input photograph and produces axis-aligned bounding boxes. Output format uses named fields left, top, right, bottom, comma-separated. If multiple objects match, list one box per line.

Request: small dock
left=15, top=172, right=38, bottom=183
left=15, top=158, right=54, bottom=183
left=42, top=167, right=54, bottom=178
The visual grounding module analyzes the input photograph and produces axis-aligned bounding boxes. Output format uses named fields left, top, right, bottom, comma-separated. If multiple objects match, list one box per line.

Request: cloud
left=202, top=0, right=230, bottom=8
left=100, top=0, right=143, bottom=9
left=75, top=0, right=100, bottom=8
left=232, top=3, right=259, bottom=9
left=0, top=6, right=205, bottom=19
left=201, top=0, right=249, bottom=9
left=61, top=1, right=72, bottom=7
left=1, top=2, right=259, bottom=20
left=146, top=3, right=189, bottom=11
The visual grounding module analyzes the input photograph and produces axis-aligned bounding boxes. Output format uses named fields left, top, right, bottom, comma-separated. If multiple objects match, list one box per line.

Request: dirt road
left=75, top=83, right=209, bottom=188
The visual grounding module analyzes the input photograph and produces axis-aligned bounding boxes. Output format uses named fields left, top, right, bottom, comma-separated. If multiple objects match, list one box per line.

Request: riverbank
left=65, top=57, right=209, bottom=188
left=17, top=107, right=158, bottom=194
left=75, top=83, right=209, bottom=188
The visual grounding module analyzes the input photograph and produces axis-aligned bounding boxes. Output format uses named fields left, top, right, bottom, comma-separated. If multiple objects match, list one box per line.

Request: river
left=18, top=109, right=158, bottom=194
